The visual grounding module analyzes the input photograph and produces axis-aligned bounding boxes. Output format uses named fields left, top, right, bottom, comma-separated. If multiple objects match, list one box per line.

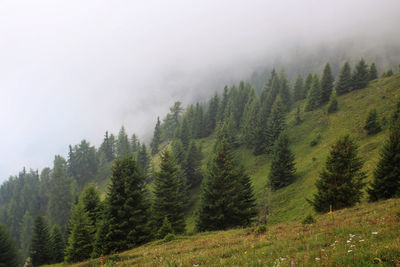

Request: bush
left=310, top=134, right=321, bottom=147
left=302, top=214, right=316, bottom=225
left=253, top=224, right=267, bottom=235
left=163, top=233, right=176, bottom=242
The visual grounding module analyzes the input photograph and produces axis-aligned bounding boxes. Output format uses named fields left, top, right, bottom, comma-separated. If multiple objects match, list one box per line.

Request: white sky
left=1, top=0, right=399, bottom=182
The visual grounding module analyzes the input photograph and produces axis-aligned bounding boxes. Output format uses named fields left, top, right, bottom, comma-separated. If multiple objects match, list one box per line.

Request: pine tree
left=79, top=183, right=102, bottom=230
left=320, top=63, right=335, bottom=104
left=116, top=126, right=131, bottom=158
left=153, top=150, right=186, bottom=234
left=0, top=223, right=19, bottom=267
left=30, top=215, right=52, bottom=266
left=364, top=109, right=381, bottom=135
left=158, top=217, right=174, bottom=239
left=205, top=93, right=220, bottom=135
left=130, top=134, right=140, bottom=154
left=278, top=70, right=292, bottom=110
left=183, top=141, right=203, bottom=188
left=137, top=144, right=149, bottom=175
left=265, top=96, right=286, bottom=150
left=151, top=117, right=162, bottom=155
left=99, top=131, right=115, bottom=162
left=369, top=62, right=378, bottom=81
left=303, top=73, right=313, bottom=99
left=327, top=91, right=338, bottom=114
left=65, top=202, right=94, bottom=263
left=20, top=211, right=33, bottom=259
left=305, top=75, right=321, bottom=111
left=269, top=134, right=296, bottom=190
left=240, top=97, right=260, bottom=147
left=177, top=116, right=191, bottom=150
left=197, top=140, right=256, bottom=231
left=171, top=139, right=186, bottom=167
left=293, top=74, right=304, bottom=102
left=352, top=58, right=369, bottom=90
left=308, top=135, right=367, bottom=213
left=50, top=224, right=64, bottom=264
left=336, top=62, right=352, bottom=95
left=368, top=116, right=400, bottom=201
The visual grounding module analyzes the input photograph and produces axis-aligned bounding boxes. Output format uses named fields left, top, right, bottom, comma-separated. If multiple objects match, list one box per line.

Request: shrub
left=253, top=224, right=267, bottom=235
left=302, top=214, right=316, bottom=225
left=310, top=134, right=321, bottom=147
left=163, top=233, right=176, bottom=242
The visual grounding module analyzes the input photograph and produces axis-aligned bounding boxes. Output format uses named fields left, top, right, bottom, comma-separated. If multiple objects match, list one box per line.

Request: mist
left=1, top=0, right=400, bottom=182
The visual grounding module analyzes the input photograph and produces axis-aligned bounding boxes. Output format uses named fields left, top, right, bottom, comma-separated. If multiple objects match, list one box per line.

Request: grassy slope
left=55, top=198, right=400, bottom=266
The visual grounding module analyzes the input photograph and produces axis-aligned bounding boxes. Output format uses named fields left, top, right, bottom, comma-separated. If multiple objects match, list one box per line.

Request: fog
left=1, top=0, right=400, bottom=182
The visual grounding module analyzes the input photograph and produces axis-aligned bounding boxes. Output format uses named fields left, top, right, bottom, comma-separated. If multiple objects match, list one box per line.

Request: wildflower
left=359, top=240, right=364, bottom=242
left=251, top=245, right=255, bottom=249
left=320, top=248, right=325, bottom=252
left=315, top=257, right=321, bottom=261
left=244, top=251, right=247, bottom=255
left=349, top=234, right=355, bottom=238
left=385, top=245, right=389, bottom=249
left=350, top=244, right=355, bottom=248
left=258, top=259, right=262, bottom=265
left=193, top=265, right=199, bottom=267
left=346, top=240, right=351, bottom=243
left=372, top=232, right=378, bottom=235
left=348, top=250, right=352, bottom=253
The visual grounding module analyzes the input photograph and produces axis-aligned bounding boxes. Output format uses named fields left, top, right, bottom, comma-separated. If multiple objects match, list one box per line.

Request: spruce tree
left=327, top=91, right=338, bottom=114
left=151, top=117, right=162, bottom=155
left=30, top=215, right=52, bottom=266
left=352, top=58, right=369, bottom=90
left=336, top=61, right=352, bottom=95
left=177, top=116, right=191, bottom=150
left=50, top=224, right=64, bottom=264
left=158, top=217, right=174, bottom=239
left=369, top=62, right=378, bottom=81
left=171, top=139, right=185, bottom=167
left=364, top=109, right=381, bottom=135
left=303, top=73, right=313, bottom=99
left=293, top=74, right=304, bottom=102
left=0, top=223, right=19, bottom=267
left=265, top=96, right=286, bottom=150
left=205, top=93, right=220, bottom=135
left=278, top=70, right=292, bottom=110
left=320, top=63, right=334, bottom=104
left=197, top=140, right=256, bottom=231
left=269, top=134, right=296, bottom=190
left=240, top=97, right=260, bottom=148
left=137, top=144, right=149, bottom=175
left=116, top=126, right=131, bottom=158
left=65, top=202, right=94, bottom=263
left=20, top=211, right=33, bottom=259
left=183, top=141, right=203, bottom=188
left=305, top=75, right=321, bottom=111
left=79, top=183, right=102, bottom=230
left=308, top=135, right=367, bottom=213
left=153, top=150, right=186, bottom=235
left=368, top=117, right=400, bottom=201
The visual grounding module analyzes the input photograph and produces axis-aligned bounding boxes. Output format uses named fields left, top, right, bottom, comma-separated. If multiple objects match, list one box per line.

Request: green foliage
left=310, top=133, right=321, bottom=147
left=171, top=139, right=185, bottom=167
left=130, top=134, right=140, bottom=153
left=369, top=62, right=378, bottom=80
left=65, top=202, right=94, bottom=263
left=153, top=150, right=186, bottom=234
left=278, top=70, right=292, bottom=110
left=327, top=91, right=338, bottom=114
left=352, top=58, right=369, bottom=90
left=183, top=141, right=203, bottom=188
left=163, top=233, right=176, bottom=242
left=137, top=143, right=149, bottom=175
left=269, top=134, right=296, bottom=190
left=303, top=73, right=313, bottom=98
left=20, top=211, right=33, bottom=259
left=49, top=224, right=64, bottom=264
left=205, top=93, right=220, bottom=135
left=382, top=69, right=394, bottom=78
left=305, top=75, right=321, bottom=111
left=253, top=224, right=267, bottom=235
left=79, top=183, right=102, bottom=230
left=0, top=223, right=19, bottom=267
left=197, top=140, right=256, bottom=231
left=308, top=135, right=367, bottom=213
left=266, top=96, right=286, bottom=150
left=116, top=126, right=131, bottom=158
left=320, top=63, right=335, bottom=104
left=368, top=116, right=400, bottom=201
left=336, top=61, right=352, bottom=95
left=240, top=97, right=260, bottom=147
left=301, top=214, right=316, bottom=225
left=99, top=131, right=115, bottom=162
left=293, top=74, right=304, bottom=102
left=364, top=109, right=381, bottom=135
left=295, top=106, right=302, bottom=125
left=158, top=217, right=174, bottom=239
left=30, top=215, right=52, bottom=266
left=151, top=117, right=162, bottom=155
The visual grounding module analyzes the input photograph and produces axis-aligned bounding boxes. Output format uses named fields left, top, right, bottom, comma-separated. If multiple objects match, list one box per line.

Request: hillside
left=179, top=73, right=400, bottom=231
left=52, top=198, right=400, bottom=266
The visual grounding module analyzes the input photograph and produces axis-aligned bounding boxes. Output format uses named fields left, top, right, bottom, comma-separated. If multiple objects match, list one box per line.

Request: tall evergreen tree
left=265, top=96, right=286, bottom=149
left=336, top=61, right=352, bottom=95
left=269, top=134, right=296, bottom=190
left=197, top=140, right=256, bottom=231
left=305, top=75, right=321, bottom=111
left=217, top=86, right=229, bottom=123
left=183, top=141, right=203, bottom=188
left=65, top=202, right=94, bottom=263
left=293, top=74, right=304, bottom=102
left=303, top=73, right=313, bottom=99
left=364, top=109, right=381, bottom=135
left=0, top=223, right=19, bottom=267
left=194, top=103, right=205, bottom=138
left=30, top=216, right=52, bottom=266
left=278, top=70, right=292, bottom=110
left=327, top=91, right=338, bottom=114
left=68, top=139, right=98, bottom=188
left=308, top=135, right=367, bottom=213
left=171, top=139, right=185, bottom=167
left=130, top=134, right=140, bottom=154
left=368, top=116, right=400, bottom=201
left=205, top=93, right=220, bottom=135
left=240, top=97, right=260, bottom=148
left=320, top=63, right=335, bottom=104
left=368, top=62, right=378, bottom=81
left=20, top=211, right=33, bottom=259
left=49, top=224, right=64, bottom=264
left=116, top=126, right=131, bottom=158
left=177, top=116, right=191, bottom=150
left=137, top=144, right=149, bottom=175
left=99, top=131, right=115, bottom=162
left=151, top=117, right=162, bottom=155
left=79, top=183, right=102, bottom=230
left=352, top=58, right=369, bottom=90
left=153, top=150, right=186, bottom=234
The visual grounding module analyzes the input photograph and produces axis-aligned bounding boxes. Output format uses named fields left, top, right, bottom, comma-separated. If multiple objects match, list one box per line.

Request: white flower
left=359, top=240, right=365, bottom=242
left=315, top=257, right=321, bottom=261
left=372, top=232, right=378, bottom=235
left=348, top=250, right=352, bottom=253
left=346, top=240, right=351, bottom=243
left=350, top=244, right=355, bottom=248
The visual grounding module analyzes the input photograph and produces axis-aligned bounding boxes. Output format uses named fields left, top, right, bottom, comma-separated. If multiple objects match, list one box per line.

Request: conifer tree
left=336, top=61, right=352, bottom=95
left=30, top=215, right=52, bottom=266
left=197, top=140, right=256, bottom=231
left=158, top=217, right=174, bottom=239
left=171, top=139, right=185, bottom=167
left=382, top=69, right=393, bottom=78
left=99, top=131, right=114, bottom=162
left=183, top=141, right=203, bottom=188
left=320, top=63, right=335, bottom=104
left=368, top=62, right=378, bottom=81
left=151, top=117, right=162, bottom=155
left=352, top=58, right=369, bottom=90
left=153, top=150, right=186, bottom=234
left=137, top=144, right=149, bottom=175
left=130, top=134, right=140, bottom=153
left=79, top=183, right=102, bottom=230
left=217, top=86, right=229, bottom=123
left=20, top=211, right=33, bottom=259
left=269, top=134, right=296, bottom=190
left=364, top=109, right=381, bottom=135
left=295, top=106, right=302, bottom=125
left=303, top=73, right=313, bottom=98
left=293, top=74, right=304, bottom=102
left=265, top=96, right=286, bottom=150
left=116, top=126, right=131, bottom=158
left=194, top=103, right=205, bottom=138
left=0, top=223, right=19, bottom=267
left=278, top=70, right=292, bottom=110
left=65, top=202, right=94, bottom=263
left=177, top=116, right=191, bottom=150
left=305, top=75, right=321, bottom=111
left=327, top=91, right=338, bottom=114
left=240, top=97, right=260, bottom=147
left=308, top=135, right=367, bottom=213
left=216, top=112, right=238, bottom=149
left=205, top=93, right=220, bottom=135
left=50, top=224, right=64, bottom=264
left=368, top=116, right=400, bottom=201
